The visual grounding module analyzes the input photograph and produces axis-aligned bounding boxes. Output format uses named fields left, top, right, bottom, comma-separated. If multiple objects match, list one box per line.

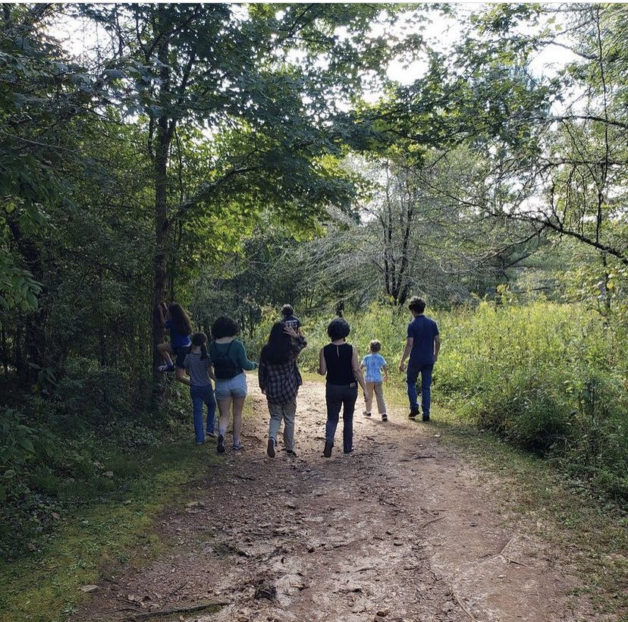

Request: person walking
left=182, top=332, right=217, bottom=444
left=399, top=297, right=440, bottom=422
left=318, top=317, right=366, bottom=457
left=280, top=304, right=303, bottom=336
left=258, top=323, right=307, bottom=458
left=209, top=316, right=257, bottom=453
left=361, top=340, right=388, bottom=421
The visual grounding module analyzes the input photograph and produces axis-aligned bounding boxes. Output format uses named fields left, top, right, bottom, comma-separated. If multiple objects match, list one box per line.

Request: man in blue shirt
left=399, top=297, right=440, bottom=422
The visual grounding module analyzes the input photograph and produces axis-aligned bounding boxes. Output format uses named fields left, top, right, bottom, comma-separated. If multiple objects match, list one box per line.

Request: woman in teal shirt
left=210, top=316, right=257, bottom=453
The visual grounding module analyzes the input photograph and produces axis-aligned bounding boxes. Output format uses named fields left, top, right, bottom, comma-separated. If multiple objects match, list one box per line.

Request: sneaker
left=267, top=438, right=275, bottom=458
left=363, top=411, right=371, bottom=417
left=217, top=435, right=225, bottom=454
left=323, top=441, right=333, bottom=458
left=381, top=413, right=388, bottom=422
left=233, top=442, right=244, bottom=451
left=409, top=407, right=419, bottom=420
left=207, top=432, right=216, bottom=438
left=344, top=448, right=354, bottom=454
left=286, top=449, right=297, bottom=457
left=422, top=415, right=430, bottom=422
left=158, top=363, right=175, bottom=373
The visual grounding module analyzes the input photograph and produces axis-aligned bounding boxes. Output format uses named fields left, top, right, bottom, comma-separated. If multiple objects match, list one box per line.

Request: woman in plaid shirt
left=258, top=323, right=307, bottom=458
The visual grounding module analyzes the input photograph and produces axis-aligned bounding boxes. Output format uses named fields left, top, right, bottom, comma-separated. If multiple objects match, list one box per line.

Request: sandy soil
left=72, top=377, right=610, bottom=622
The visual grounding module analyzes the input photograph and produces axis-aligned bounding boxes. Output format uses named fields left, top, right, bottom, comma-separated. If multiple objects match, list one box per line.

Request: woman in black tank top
left=318, top=317, right=366, bottom=457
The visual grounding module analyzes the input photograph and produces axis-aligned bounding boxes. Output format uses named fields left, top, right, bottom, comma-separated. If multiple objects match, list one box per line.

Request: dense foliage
left=0, top=2, right=626, bottom=562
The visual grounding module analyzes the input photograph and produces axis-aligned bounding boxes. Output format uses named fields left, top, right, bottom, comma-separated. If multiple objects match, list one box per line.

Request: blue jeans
left=190, top=384, right=216, bottom=443
left=325, top=383, right=358, bottom=453
left=407, top=363, right=434, bottom=416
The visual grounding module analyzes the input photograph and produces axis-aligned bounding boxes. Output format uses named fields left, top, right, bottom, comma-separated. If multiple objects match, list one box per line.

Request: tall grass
left=252, top=301, right=627, bottom=501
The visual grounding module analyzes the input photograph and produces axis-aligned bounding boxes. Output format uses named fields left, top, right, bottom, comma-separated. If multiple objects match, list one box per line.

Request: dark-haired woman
left=318, top=317, right=366, bottom=457
left=259, top=323, right=307, bottom=458
left=157, top=302, right=192, bottom=379
left=182, top=332, right=216, bottom=445
left=210, top=316, right=257, bottom=453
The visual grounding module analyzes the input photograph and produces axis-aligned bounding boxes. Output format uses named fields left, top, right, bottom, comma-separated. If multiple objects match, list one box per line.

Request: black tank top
left=323, top=343, right=355, bottom=385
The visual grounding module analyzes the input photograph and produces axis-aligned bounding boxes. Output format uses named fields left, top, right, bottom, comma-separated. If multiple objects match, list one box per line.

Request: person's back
left=280, top=304, right=302, bottom=333
left=323, top=342, right=355, bottom=385
left=362, top=352, right=386, bottom=383
left=408, top=314, right=439, bottom=365
left=184, top=351, right=212, bottom=386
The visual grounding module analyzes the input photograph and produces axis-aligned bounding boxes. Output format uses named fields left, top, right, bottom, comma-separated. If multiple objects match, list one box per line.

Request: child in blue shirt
left=360, top=340, right=388, bottom=421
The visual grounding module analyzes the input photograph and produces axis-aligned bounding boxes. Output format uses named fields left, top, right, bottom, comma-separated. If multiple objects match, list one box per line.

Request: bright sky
left=51, top=3, right=578, bottom=105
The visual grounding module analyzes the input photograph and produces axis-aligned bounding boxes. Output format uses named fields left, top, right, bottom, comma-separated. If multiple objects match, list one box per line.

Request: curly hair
left=327, top=318, right=350, bottom=341
left=211, top=316, right=239, bottom=340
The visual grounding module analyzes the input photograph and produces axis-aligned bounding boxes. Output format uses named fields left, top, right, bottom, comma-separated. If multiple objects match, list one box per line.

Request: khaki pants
left=365, top=381, right=386, bottom=415
left=268, top=397, right=297, bottom=451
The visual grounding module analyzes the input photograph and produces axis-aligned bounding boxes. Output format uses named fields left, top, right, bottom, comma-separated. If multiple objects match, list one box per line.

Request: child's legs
left=157, top=342, right=173, bottom=364
left=373, top=382, right=387, bottom=414
left=205, top=386, right=217, bottom=434
left=190, top=386, right=205, bottom=444
left=282, top=398, right=297, bottom=451
left=364, top=382, right=375, bottom=412
left=268, top=401, right=283, bottom=443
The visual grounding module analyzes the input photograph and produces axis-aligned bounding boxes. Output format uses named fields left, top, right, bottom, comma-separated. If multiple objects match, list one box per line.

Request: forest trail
left=74, top=377, right=605, bottom=622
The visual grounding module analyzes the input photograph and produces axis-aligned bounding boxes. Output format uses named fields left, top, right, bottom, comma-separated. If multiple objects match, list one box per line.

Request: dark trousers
left=190, top=384, right=216, bottom=443
left=407, top=363, right=434, bottom=416
left=325, top=383, right=358, bottom=453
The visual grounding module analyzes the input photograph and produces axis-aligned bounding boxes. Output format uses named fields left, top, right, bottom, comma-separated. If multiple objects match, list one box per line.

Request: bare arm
left=352, top=347, right=366, bottom=393
left=318, top=348, right=326, bottom=375
left=399, top=337, right=413, bottom=371
left=434, top=335, right=441, bottom=362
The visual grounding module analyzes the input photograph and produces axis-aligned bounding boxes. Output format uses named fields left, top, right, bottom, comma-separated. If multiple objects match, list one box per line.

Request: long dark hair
left=260, top=322, right=292, bottom=365
left=191, top=332, right=208, bottom=360
left=169, top=303, right=192, bottom=335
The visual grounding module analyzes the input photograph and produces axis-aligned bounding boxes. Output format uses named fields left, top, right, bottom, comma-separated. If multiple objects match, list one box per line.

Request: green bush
left=255, top=300, right=627, bottom=501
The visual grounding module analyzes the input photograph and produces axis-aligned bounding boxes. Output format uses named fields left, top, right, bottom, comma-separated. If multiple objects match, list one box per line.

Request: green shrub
left=254, top=300, right=627, bottom=501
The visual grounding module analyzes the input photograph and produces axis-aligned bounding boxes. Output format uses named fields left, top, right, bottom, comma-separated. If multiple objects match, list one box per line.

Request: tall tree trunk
left=150, top=24, right=173, bottom=406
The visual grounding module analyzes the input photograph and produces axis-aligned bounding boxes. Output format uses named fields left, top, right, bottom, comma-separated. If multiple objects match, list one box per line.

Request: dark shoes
left=217, top=434, right=225, bottom=454
left=422, top=415, right=430, bottom=422
left=267, top=438, right=275, bottom=458
left=381, top=413, right=388, bottom=422
left=286, top=449, right=297, bottom=457
left=323, top=441, right=333, bottom=458
left=363, top=411, right=371, bottom=417
left=409, top=407, right=419, bottom=420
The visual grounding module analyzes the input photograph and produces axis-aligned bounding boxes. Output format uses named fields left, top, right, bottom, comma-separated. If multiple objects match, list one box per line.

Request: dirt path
left=74, top=378, right=605, bottom=622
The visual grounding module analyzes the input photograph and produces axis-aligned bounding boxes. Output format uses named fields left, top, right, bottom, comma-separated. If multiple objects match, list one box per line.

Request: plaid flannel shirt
left=258, top=336, right=306, bottom=404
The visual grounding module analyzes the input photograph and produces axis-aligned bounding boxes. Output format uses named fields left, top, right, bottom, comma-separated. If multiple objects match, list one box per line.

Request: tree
left=80, top=3, right=403, bottom=399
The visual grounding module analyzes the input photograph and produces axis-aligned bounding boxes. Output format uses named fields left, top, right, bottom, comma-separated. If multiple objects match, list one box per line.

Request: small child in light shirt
left=360, top=340, right=388, bottom=421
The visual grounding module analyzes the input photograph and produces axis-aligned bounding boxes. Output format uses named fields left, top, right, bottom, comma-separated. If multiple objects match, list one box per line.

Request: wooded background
left=1, top=3, right=626, bottom=558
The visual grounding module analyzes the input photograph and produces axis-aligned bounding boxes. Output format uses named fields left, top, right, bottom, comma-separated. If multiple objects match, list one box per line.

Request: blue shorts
left=214, top=372, right=248, bottom=400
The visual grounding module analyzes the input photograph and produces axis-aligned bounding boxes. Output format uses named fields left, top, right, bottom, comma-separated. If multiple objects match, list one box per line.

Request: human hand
left=399, top=361, right=406, bottom=372
left=283, top=325, right=298, bottom=338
